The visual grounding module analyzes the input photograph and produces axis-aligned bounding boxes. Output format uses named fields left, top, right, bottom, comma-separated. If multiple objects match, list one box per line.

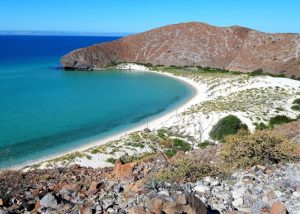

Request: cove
left=0, top=36, right=194, bottom=168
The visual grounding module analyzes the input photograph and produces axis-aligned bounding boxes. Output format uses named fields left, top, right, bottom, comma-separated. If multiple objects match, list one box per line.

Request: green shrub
left=210, top=115, right=247, bottom=141
left=291, top=75, right=297, bottom=79
left=293, top=98, right=300, bottom=105
left=157, top=129, right=168, bottom=139
left=120, top=155, right=137, bottom=163
left=165, top=149, right=177, bottom=158
left=254, top=122, right=269, bottom=130
left=198, top=140, right=211, bottom=149
left=249, top=69, right=264, bottom=76
left=269, top=115, right=294, bottom=126
left=106, top=157, right=116, bottom=164
left=164, top=138, right=192, bottom=157
left=172, top=138, right=191, bottom=152
left=291, top=105, right=300, bottom=111
left=221, top=130, right=298, bottom=168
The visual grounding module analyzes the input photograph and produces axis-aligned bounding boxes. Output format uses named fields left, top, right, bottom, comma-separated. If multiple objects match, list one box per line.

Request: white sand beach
left=20, top=63, right=300, bottom=170
left=19, top=64, right=205, bottom=170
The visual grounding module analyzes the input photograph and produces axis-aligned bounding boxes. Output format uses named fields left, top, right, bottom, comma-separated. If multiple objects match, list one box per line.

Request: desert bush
left=119, top=152, right=155, bottom=164
left=164, top=138, right=192, bottom=157
left=221, top=130, right=298, bottom=168
left=210, top=115, right=247, bottom=141
left=155, top=156, right=227, bottom=182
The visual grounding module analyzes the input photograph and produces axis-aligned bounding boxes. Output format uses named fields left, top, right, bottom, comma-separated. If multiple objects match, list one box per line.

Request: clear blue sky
left=0, top=0, right=299, bottom=34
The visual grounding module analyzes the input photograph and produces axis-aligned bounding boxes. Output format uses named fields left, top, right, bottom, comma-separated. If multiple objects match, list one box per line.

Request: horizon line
left=0, top=30, right=133, bottom=37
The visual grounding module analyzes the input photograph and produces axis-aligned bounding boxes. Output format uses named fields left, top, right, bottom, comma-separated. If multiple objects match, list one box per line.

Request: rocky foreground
left=61, top=22, right=300, bottom=76
left=1, top=146, right=300, bottom=214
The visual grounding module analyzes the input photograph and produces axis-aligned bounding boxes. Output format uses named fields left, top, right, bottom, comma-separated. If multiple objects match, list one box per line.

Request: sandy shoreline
left=11, top=64, right=205, bottom=170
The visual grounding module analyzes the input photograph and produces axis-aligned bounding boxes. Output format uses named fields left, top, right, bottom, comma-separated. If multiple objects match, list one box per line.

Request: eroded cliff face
left=61, top=22, right=300, bottom=76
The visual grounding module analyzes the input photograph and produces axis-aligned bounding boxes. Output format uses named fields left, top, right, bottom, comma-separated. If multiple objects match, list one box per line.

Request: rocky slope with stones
left=1, top=147, right=299, bottom=214
left=61, top=22, right=300, bottom=76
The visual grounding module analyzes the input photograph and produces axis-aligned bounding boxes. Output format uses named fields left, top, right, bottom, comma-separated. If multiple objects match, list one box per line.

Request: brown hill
left=61, top=22, right=300, bottom=76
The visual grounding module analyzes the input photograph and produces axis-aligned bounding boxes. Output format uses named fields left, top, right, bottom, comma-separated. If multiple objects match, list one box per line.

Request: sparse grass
left=47, top=152, right=86, bottom=163
left=90, top=148, right=102, bottom=154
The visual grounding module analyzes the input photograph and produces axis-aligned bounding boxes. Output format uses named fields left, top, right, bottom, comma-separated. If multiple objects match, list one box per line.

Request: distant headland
left=61, top=22, right=300, bottom=77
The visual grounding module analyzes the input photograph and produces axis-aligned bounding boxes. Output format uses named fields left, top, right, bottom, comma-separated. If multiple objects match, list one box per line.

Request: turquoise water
left=0, top=36, right=194, bottom=168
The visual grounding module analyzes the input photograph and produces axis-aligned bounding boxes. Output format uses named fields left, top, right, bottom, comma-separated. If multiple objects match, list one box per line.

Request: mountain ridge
left=61, top=22, right=300, bottom=76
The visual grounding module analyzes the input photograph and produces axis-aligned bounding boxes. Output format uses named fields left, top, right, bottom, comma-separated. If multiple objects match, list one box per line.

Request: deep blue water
left=0, top=36, right=193, bottom=168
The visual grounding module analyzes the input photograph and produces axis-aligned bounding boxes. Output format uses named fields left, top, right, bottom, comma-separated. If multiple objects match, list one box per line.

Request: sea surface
left=0, top=36, right=194, bottom=169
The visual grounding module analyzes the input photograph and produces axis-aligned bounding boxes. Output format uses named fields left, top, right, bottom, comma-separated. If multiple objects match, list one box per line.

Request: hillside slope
left=61, top=22, right=300, bottom=76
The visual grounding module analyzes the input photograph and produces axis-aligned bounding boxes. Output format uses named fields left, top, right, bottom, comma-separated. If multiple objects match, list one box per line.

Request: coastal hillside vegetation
left=164, top=138, right=192, bottom=157
left=269, top=115, right=295, bottom=127
left=291, top=98, right=300, bottom=111
left=117, top=63, right=300, bottom=80
left=156, top=129, right=299, bottom=183
left=209, top=115, right=247, bottom=141
left=155, top=155, right=227, bottom=183
left=221, top=130, right=298, bottom=168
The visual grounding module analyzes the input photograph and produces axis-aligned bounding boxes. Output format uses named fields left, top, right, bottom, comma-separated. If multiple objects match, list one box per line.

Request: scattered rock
left=194, top=184, right=210, bottom=194
left=86, top=181, right=104, bottom=196
left=270, top=201, right=287, bottom=214
left=232, top=197, right=243, bottom=208
left=40, top=193, right=59, bottom=209
left=113, top=160, right=135, bottom=179
left=146, top=192, right=207, bottom=214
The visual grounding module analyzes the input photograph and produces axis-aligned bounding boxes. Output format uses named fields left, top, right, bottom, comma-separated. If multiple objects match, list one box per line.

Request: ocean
left=0, top=35, right=194, bottom=169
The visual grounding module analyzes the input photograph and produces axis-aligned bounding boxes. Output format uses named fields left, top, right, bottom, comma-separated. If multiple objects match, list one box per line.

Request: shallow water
left=0, top=36, right=193, bottom=168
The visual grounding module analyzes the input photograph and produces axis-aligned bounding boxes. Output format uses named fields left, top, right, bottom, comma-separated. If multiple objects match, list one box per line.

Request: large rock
left=40, top=193, right=59, bottom=209
left=113, top=160, right=136, bottom=179
left=145, top=192, right=207, bottom=214
left=86, top=181, right=104, bottom=196
left=61, top=22, right=300, bottom=77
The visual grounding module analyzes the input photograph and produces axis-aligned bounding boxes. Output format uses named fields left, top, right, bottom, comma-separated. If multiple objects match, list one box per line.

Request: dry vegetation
left=155, top=129, right=299, bottom=183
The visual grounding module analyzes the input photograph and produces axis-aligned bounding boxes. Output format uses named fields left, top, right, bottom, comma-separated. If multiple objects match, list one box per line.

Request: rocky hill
left=61, top=22, right=300, bottom=76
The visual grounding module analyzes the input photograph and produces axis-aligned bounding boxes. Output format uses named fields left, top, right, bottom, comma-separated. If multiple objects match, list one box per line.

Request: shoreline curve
left=10, top=64, right=205, bottom=170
